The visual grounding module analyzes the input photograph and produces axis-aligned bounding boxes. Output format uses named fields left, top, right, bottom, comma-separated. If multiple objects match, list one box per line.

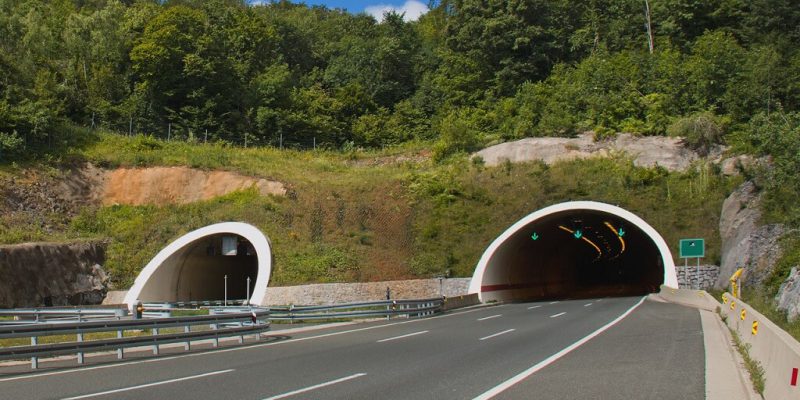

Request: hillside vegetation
left=2, top=132, right=735, bottom=289
left=0, top=1, right=797, bottom=297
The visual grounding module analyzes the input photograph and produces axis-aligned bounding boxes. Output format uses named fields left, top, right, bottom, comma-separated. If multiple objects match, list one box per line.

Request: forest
left=0, top=0, right=799, bottom=224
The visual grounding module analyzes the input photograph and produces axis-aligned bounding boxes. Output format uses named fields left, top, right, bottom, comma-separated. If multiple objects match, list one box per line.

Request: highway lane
left=0, top=296, right=704, bottom=400
left=493, top=299, right=704, bottom=399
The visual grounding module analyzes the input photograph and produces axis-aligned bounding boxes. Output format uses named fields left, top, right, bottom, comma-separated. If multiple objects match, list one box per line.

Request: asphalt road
left=0, top=296, right=704, bottom=400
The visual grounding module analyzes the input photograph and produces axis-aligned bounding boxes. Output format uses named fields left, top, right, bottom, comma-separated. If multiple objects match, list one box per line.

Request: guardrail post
left=117, top=330, right=124, bottom=359
left=31, top=336, right=38, bottom=369
left=212, top=323, right=219, bottom=347
left=152, top=328, right=159, bottom=355
left=77, top=312, right=84, bottom=364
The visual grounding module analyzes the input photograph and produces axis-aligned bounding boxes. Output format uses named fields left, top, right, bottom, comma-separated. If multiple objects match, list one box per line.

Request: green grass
left=2, top=130, right=740, bottom=290
left=729, top=326, right=766, bottom=396
left=742, top=291, right=800, bottom=343
left=171, top=309, right=209, bottom=317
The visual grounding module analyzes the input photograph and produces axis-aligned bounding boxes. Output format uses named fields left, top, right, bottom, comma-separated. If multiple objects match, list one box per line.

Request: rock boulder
left=777, top=267, right=800, bottom=321
left=473, top=132, right=714, bottom=171
left=716, top=181, right=785, bottom=289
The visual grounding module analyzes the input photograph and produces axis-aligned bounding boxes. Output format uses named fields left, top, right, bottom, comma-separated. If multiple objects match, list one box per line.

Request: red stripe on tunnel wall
left=792, top=368, right=798, bottom=386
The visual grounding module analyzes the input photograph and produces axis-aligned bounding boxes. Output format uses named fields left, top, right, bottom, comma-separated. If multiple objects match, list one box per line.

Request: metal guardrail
left=0, top=309, right=270, bottom=369
left=0, top=297, right=446, bottom=370
left=0, top=308, right=128, bottom=325
left=268, top=298, right=445, bottom=321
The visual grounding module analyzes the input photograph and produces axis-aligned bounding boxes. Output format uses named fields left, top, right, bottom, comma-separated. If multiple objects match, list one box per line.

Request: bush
left=431, top=109, right=480, bottom=162
left=746, top=112, right=800, bottom=225
left=667, top=111, right=727, bottom=155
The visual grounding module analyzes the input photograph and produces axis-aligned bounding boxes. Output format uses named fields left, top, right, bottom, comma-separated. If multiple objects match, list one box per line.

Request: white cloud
left=365, top=0, right=429, bottom=22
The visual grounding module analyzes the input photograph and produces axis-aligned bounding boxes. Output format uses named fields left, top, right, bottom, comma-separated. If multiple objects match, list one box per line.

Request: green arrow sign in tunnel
left=469, top=201, right=679, bottom=302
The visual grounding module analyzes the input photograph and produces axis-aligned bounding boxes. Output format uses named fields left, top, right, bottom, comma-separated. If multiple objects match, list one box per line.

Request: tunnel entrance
left=469, top=201, right=677, bottom=302
left=124, top=222, right=272, bottom=307
left=168, top=234, right=258, bottom=302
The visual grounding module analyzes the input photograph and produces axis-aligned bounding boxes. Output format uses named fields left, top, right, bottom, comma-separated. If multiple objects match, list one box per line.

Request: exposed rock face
left=716, top=181, right=785, bottom=289
left=1, top=163, right=286, bottom=215
left=102, top=166, right=286, bottom=206
left=719, top=154, right=756, bottom=177
left=473, top=132, right=716, bottom=171
left=0, top=242, right=109, bottom=308
left=2, top=164, right=108, bottom=213
left=777, top=267, right=800, bottom=321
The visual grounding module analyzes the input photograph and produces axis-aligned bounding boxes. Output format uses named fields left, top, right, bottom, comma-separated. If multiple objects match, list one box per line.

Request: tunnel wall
left=469, top=201, right=678, bottom=302
left=123, top=222, right=271, bottom=307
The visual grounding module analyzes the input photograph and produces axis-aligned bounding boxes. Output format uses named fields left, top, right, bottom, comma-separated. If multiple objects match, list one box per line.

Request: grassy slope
left=3, top=132, right=739, bottom=289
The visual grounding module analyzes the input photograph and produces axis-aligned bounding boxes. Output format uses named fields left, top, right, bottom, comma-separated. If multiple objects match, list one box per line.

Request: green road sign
left=679, top=238, right=705, bottom=258
left=574, top=230, right=583, bottom=239
left=531, top=232, right=539, bottom=241
left=617, top=227, right=625, bottom=237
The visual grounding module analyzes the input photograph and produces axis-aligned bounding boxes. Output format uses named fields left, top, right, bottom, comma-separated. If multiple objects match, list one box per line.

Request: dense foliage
left=0, top=0, right=798, bottom=223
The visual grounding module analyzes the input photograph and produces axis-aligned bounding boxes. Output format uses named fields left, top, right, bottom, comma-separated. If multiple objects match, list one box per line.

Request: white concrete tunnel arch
left=124, top=222, right=272, bottom=308
left=469, top=201, right=678, bottom=302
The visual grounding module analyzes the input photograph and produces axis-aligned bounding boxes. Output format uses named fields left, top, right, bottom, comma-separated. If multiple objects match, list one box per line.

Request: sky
left=249, top=0, right=430, bottom=22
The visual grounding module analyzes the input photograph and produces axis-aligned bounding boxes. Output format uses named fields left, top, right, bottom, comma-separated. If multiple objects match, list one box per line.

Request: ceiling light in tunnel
left=604, top=221, right=626, bottom=256
left=558, top=225, right=602, bottom=260
left=558, top=225, right=584, bottom=239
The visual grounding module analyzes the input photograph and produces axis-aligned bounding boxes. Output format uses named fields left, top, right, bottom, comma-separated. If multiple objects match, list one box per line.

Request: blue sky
left=249, top=0, right=430, bottom=22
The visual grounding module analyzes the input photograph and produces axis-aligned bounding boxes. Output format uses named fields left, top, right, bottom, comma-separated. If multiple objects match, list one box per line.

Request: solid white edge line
left=377, top=330, right=429, bottom=343
left=584, top=303, right=593, bottom=307
left=261, top=373, right=367, bottom=400
left=477, top=314, right=502, bottom=321
left=549, top=301, right=558, bottom=304
left=472, top=296, right=646, bottom=400
left=60, top=369, right=234, bottom=400
left=479, top=329, right=515, bottom=341
left=0, top=305, right=492, bottom=383
left=549, top=312, right=566, bottom=318
left=527, top=305, right=541, bottom=310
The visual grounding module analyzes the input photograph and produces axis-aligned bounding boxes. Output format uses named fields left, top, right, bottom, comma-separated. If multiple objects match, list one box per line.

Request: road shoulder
left=700, top=309, right=760, bottom=400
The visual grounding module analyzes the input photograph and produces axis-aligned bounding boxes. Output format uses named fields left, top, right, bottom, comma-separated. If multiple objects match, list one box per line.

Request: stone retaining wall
left=676, top=264, right=720, bottom=290
left=259, top=278, right=472, bottom=306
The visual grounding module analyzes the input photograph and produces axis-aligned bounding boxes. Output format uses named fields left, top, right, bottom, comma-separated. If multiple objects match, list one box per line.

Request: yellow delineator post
left=730, top=268, right=744, bottom=298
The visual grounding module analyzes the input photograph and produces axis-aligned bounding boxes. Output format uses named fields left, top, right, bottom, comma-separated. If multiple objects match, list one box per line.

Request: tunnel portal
left=124, top=222, right=272, bottom=307
left=470, top=201, right=677, bottom=302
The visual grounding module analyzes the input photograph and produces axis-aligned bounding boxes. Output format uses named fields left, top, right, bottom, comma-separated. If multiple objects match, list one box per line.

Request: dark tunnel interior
left=481, top=210, right=664, bottom=301
left=169, top=234, right=258, bottom=302
left=135, top=231, right=266, bottom=304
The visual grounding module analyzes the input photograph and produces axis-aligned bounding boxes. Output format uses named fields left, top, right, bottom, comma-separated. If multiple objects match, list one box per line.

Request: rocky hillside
left=0, top=241, right=107, bottom=308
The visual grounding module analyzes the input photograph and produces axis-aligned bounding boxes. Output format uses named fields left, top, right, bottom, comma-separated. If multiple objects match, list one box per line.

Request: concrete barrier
left=442, top=293, right=480, bottom=311
left=718, top=292, right=800, bottom=400
left=656, top=285, right=718, bottom=312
